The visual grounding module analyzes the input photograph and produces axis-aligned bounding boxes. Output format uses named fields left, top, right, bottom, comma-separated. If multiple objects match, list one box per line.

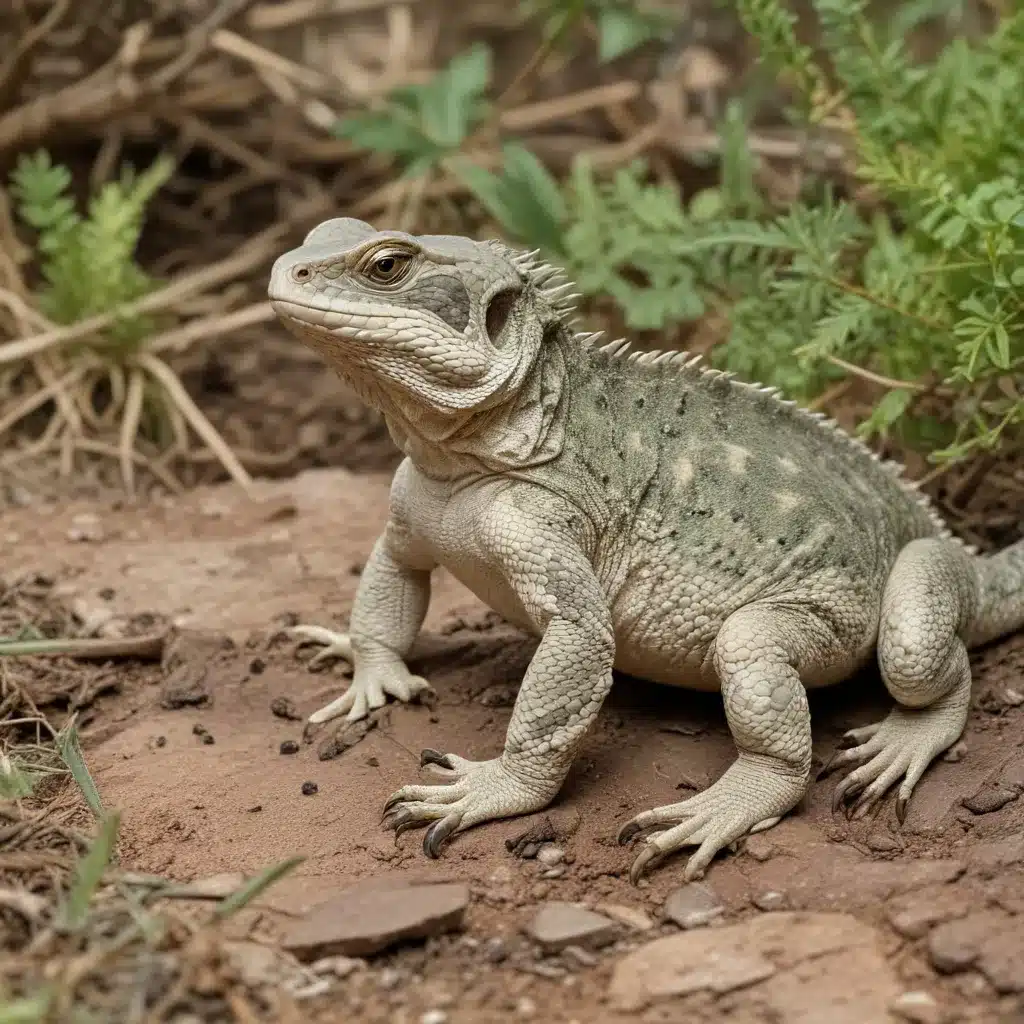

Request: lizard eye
left=364, top=251, right=413, bottom=285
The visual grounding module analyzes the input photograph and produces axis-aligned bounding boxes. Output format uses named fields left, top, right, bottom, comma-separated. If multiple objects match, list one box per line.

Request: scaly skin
left=267, top=217, right=1024, bottom=881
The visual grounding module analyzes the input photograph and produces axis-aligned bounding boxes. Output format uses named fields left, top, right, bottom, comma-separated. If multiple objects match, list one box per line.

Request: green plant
left=727, top=0, right=1024, bottom=459
left=10, top=151, right=173, bottom=355
left=334, top=44, right=492, bottom=175
left=465, top=1, right=1024, bottom=463
left=5, top=151, right=253, bottom=493
left=522, top=0, right=677, bottom=62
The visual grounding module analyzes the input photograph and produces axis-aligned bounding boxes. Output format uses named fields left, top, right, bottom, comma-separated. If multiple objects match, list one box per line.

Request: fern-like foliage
left=333, top=45, right=491, bottom=175
left=10, top=150, right=174, bottom=354
left=730, top=0, right=1024, bottom=458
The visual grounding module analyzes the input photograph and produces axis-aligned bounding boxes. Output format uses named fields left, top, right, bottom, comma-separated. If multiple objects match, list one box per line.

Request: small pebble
left=563, top=944, right=598, bottom=967
left=537, top=845, right=565, bottom=867
left=866, top=832, right=901, bottom=853
left=962, top=787, right=1018, bottom=815
left=280, top=740, right=300, bottom=755
left=192, top=724, right=215, bottom=745
left=663, top=882, right=724, bottom=929
left=377, top=968, right=403, bottom=990
left=155, top=735, right=167, bottom=748
left=516, top=997, right=537, bottom=1017
left=271, top=697, right=301, bottom=721
left=301, top=781, right=319, bottom=796
left=482, top=937, right=507, bottom=963
left=420, top=1012, right=447, bottom=1024
left=890, top=990, right=940, bottom=1024
left=753, top=890, right=786, bottom=912
left=249, top=657, right=266, bottom=675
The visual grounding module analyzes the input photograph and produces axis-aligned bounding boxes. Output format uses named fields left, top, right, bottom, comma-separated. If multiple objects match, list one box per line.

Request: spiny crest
left=570, top=334, right=961, bottom=547
left=512, top=249, right=581, bottom=324
left=502, top=241, right=961, bottom=548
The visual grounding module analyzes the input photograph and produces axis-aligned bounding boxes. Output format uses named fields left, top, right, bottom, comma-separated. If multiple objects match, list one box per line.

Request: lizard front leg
left=383, top=497, right=615, bottom=857
left=292, top=521, right=437, bottom=724
left=619, top=603, right=849, bottom=882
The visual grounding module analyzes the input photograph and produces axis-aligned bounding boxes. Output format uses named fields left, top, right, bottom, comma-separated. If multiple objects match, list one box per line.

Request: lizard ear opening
left=485, top=287, right=521, bottom=347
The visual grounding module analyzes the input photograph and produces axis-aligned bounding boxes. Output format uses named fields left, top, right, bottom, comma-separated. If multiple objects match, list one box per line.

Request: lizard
left=267, top=216, right=1024, bottom=882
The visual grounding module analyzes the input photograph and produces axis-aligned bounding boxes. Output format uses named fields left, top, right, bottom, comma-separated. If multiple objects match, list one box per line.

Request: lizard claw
left=617, top=754, right=804, bottom=883
left=828, top=703, right=966, bottom=824
left=617, top=821, right=643, bottom=845
left=381, top=755, right=554, bottom=858
left=628, top=844, right=666, bottom=885
left=420, top=748, right=455, bottom=769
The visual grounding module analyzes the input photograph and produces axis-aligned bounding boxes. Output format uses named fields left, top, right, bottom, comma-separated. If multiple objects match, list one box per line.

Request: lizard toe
left=622, top=755, right=805, bottom=882
left=828, top=703, right=963, bottom=822
left=382, top=757, right=555, bottom=858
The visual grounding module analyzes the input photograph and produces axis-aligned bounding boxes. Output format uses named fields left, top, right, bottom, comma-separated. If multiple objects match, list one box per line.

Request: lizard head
left=268, top=217, right=572, bottom=419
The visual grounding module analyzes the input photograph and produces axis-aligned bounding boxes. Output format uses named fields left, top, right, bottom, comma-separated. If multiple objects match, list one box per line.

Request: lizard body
left=268, top=217, right=1024, bottom=880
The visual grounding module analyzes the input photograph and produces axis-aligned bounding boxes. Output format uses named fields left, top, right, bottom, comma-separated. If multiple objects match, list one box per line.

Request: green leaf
left=333, top=45, right=491, bottom=171
left=214, top=856, right=305, bottom=919
left=455, top=143, right=568, bottom=254
left=55, top=723, right=104, bottom=818
left=857, top=388, right=914, bottom=439
left=596, top=7, right=661, bottom=62
left=57, top=811, right=121, bottom=931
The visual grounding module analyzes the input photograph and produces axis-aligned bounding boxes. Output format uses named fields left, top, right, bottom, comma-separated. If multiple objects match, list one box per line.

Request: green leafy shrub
left=334, top=0, right=1022, bottom=467
left=10, top=150, right=174, bottom=355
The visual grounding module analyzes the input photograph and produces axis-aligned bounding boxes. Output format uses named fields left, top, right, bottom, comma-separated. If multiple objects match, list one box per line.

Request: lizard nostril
left=292, top=264, right=312, bottom=282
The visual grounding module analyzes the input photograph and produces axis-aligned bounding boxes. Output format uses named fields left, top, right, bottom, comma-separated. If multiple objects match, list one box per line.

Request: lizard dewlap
left=268, top=217, right=1024, bottom=883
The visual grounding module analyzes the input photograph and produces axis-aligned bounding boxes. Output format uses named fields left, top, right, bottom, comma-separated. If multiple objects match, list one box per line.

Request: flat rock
left=596, top=903, right=654, bottom=931
left=926, top=910, right=1008, bottom=974
left=282, top=882, right=469, bottom=959
left=608, top=911, right=900, bottom=1020
left=748, top=848, right=964, bottom=910
left=525, top=902, right=618, bottom=952
left=962, top=786, right=1019, bottom=815
left=663, top=882, right=724, bottom=929
left=885, top=887, right=973, bottom=939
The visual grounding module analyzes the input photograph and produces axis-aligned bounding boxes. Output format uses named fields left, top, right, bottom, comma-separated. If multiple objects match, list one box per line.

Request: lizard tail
left=969, top=537, right=1024, bottom=648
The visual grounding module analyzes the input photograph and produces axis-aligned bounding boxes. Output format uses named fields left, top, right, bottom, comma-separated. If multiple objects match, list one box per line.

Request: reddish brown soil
left=4, top=469, right=1024, bottom=1023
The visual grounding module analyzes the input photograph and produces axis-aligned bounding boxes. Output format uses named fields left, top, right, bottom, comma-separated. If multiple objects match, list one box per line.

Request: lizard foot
left=823, top=703, right=965, bottom=822
left=617, top=755, right=805, bottom=883
left=382, top=752, right=553, bottom=858
left=289, top=625, right=433, bottom=724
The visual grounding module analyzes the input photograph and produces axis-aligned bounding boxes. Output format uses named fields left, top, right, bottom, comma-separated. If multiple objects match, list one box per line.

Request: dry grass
left=0, top=0, right=861, bottom=500
left=0, top=576, right=313, bottom=1023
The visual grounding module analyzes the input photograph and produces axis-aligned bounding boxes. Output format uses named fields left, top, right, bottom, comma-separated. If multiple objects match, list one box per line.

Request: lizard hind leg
left=825, top=538, right=976, bottom=822
left=619, top=603, right=841, bottom=883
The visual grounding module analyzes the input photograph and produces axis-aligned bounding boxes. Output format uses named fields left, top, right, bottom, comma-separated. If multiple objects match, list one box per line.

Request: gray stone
left=889, top=991, right=940, bottom=1024
left=663, top=882, right=724, bottom=929
left=525, top=902, right=618, bottom=952
left=536, top=844, right=565, bottom=867
left=608, top=911, right=899, bottom=1020
left=962, top=786, right=1019, bottom=815
left=753, top=890, right=786, bottom=912
left=596, top=903, right=654, bottom=931
left=283, top=882, right=469, bottom=959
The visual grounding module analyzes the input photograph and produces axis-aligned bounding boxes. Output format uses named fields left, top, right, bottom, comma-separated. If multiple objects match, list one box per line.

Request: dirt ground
left=3, top=458, right=1024, bottom=1024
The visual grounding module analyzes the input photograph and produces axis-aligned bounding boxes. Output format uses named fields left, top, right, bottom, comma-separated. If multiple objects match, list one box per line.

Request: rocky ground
left=3, top=466, right=1024, bottom=1023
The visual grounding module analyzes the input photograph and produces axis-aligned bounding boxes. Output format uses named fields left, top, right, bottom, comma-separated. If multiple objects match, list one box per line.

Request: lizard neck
left=382, top=321, right=572, bottom=481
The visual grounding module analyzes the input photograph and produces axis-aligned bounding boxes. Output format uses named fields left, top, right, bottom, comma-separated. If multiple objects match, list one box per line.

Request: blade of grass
left=0, top=988, right=55, bottom=1024
left=54, top=723, right=104, bottom=817
left=56, top=811, right=121, bottom=931
left=214, top=855, right=305, bottom=920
